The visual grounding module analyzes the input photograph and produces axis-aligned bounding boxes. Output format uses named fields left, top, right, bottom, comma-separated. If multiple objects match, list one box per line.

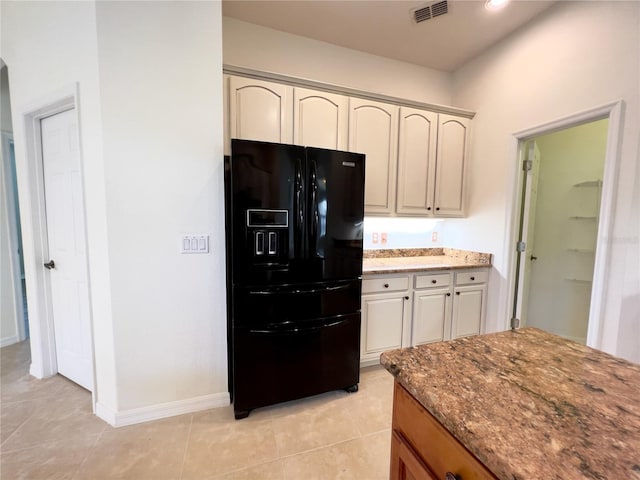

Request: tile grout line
left=0, top=408, right=42, bottom=453
left=177, top=413, right=195, bottom=480
left=70, top=430, right=103, bottom=480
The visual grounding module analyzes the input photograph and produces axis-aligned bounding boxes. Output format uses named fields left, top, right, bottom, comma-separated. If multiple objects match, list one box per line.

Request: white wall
left=451, top=1, right=640, bottom=362
left=95, top=1, right=226, bottom=412
left=2, top=0, right=227, bottom=421
left=223, top=17, right=453, bottom=107
left=0, top=1, right=118, bottom=408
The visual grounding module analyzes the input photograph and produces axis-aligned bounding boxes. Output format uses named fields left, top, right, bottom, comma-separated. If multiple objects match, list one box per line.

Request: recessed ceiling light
left=485, top=0, right=510, bottom=11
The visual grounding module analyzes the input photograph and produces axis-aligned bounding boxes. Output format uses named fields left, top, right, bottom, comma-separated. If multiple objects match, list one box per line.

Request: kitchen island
left=381, top=328, right=640, bottom=479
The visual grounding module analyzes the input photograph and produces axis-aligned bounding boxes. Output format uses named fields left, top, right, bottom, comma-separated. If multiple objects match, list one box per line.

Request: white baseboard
left=1, top=335, right=19, bottom=348
left=96, top=392, right=231, bottom=428
left=360, top=358, right=381, bottom=368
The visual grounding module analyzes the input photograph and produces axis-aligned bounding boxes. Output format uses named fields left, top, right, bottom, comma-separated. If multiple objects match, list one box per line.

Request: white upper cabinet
left=229, top=76, right=293, bottom=144
left=349, top=98, right=399, bottom=215
left=396, top=107, right=438, bottom=215
left=226, top=74, right=473, bottom=217
left=434, top=114, right=470, bottom=217
left=293, top=88, right=348, bottom=150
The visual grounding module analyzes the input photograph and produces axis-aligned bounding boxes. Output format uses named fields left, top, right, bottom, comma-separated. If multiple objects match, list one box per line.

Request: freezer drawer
left=232, top=313, right=361, bottom=418
left=233, top=279, right=361, bottom=327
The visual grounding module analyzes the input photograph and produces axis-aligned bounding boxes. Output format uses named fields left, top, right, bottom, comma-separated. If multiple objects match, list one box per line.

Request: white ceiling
left=222, top=0, right=557, bottom=72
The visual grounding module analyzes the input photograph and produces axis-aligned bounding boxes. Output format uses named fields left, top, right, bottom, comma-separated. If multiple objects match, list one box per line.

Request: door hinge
left=523, top=160, right=533, bottom=171
left=516, top=241, right=526, bottom=253
left=511, top=317, right=520, bottom=329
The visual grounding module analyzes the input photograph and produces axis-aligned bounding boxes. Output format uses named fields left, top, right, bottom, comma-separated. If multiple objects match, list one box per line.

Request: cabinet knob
left=445, top=473, right=460, bottom=480
left=431, top=279, right=437, bottom=284
left=404, top=296, right=409, bottom=300
left=456, top=291, right=461, bottom=295
left=446, top=293, right=451, bottom=297
left=435, top=207, right=440, bottom=211
left=470, top=276, right=475, bottom=281
left=384, top=283, right=389, bottom=288
left=427, top=206, right=432, bottom=211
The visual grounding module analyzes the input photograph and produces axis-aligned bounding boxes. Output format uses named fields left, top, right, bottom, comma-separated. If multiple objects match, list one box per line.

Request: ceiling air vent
left=412, top=0, right=448, bottom=23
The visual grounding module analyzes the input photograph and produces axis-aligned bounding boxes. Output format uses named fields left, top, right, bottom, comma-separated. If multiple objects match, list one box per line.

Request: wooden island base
left=391, top=381, right=497, bottom=480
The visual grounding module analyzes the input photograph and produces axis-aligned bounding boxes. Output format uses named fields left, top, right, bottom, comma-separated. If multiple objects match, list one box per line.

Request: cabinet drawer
left=362, top=276, right=409, bottom=294
left=455, top=270, right=488, bottom=286
left=393, top=382, right=497, bottom=480
left=415, top=273, right=451, bottom=289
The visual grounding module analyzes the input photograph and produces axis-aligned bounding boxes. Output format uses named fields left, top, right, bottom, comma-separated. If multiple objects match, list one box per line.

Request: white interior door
left=41, top=109, right=93, bottom=391
left=517, top=141, right=540, bottom=326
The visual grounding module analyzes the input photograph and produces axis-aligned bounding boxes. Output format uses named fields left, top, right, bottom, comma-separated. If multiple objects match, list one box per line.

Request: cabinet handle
left=384, top=283, right=389, bottom=288
left=470, top=276, right=475, bottom=281
left=404, top=296, right=409, bottom=300
left=445, top=473, right=460, bottom=480
left=456, top=291, right=461, bottom=295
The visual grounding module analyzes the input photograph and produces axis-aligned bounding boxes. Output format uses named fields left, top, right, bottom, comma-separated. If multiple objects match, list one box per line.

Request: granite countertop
left=363, top=248, right=491, bottom=274
left=381, top=328, right=640, bottom=480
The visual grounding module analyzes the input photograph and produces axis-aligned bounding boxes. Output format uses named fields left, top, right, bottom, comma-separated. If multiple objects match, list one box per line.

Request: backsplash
left=363, top=217, right=446, bottom=250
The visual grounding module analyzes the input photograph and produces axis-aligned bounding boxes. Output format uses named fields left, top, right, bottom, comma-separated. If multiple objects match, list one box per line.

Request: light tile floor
left=1, top=341, right=393, bottom=479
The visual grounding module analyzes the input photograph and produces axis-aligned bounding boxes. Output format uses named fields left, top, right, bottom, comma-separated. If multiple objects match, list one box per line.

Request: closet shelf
left=565, top=278, right=592, bottom=284
left=573, top=180, right=603, bottom=187
left=569, top=216, right=598, bottom=221
left=567, top=248, right=595, bottom=254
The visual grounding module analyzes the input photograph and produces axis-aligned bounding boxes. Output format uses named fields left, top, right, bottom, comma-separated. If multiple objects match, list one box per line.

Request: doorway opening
left=507, top=101, right=623, bottom=350
left=1, top=63, right=29, bottom=348
left=514, top=119, right=608, bottom=343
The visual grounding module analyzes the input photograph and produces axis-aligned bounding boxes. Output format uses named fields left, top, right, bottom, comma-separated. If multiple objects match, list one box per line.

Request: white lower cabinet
left=413, top=287, right=452, bottom=346
left=361, top=268, right=488, bottom=365
left=452, top=285, right=486, bottom=339
left=360, top=275, right=411, bottom=364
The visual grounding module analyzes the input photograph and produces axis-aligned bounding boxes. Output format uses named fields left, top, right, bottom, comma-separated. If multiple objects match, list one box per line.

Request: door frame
left=503, top=100, right=624, bottom=350
left=19, top=83, right=95, bottom=393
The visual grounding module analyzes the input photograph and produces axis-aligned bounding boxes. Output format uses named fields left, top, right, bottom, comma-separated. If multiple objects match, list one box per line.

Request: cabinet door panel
left=294, top=88, right=348, bottom=150
left=397, top=107, right=438, bottom=215
left=229, top=77, right=292, bottom=144
left=413, top=289, right=451, bottom=345
left=349, top=99, right=399, bottom=215
left=434, top=114, right=469, bottom=217
left=452, top=287, right=485, bottom=339
left=391, top=432, right=437, bottom=480
left=362, top=295, right=405, bottom=354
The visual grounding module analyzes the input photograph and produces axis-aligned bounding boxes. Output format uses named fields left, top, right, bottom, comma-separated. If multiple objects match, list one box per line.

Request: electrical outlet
left=372, top=232, right=379, bottom=244
left=432, top=231, right=438, bottom=242
left=381, top=232, right=388, bottom=245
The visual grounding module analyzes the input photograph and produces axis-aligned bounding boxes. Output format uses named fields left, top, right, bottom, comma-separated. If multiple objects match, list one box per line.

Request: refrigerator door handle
left=295, top=157, right=305, bottom=258
left=248, top=318, right=347, bottom=335
left=309, top=158, right=319, bottom=256
left=249, top=283, right=353, bottom=296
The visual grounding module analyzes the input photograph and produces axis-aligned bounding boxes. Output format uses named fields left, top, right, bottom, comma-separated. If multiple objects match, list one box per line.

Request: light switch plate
left=181, top=235, right=209, bottom=254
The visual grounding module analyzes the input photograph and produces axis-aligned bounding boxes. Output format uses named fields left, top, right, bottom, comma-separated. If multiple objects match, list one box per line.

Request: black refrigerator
left=225, top=139, right=365, bottom=419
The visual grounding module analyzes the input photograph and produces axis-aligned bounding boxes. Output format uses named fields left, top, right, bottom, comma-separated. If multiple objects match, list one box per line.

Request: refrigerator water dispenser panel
left=247, top=209, right=289, bottom=259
